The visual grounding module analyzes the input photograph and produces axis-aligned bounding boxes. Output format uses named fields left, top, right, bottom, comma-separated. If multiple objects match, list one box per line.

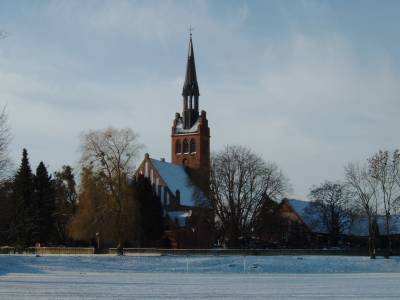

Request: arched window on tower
left=183, top=139, right=189, bottom=154
left=175, top=140, right=182, bottom=155
left=190, top=139, right=196, bottom=153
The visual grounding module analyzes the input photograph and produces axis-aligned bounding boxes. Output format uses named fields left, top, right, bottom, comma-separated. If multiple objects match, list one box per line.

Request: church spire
left=182, top=34, right=200, bottom=97
left=171, top=33, right=210, bottom=171
left=182, top=33, right=200, bottom=129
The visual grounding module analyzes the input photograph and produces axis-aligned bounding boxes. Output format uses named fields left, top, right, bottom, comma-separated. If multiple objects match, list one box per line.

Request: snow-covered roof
left=350, top=215, right=400, bottom=237
left=167, top=210, right=192, bottom=227
left=150, top=158, right=198, bottom=207
left=285, top=199, right=328, bottom=234
left=175, top=118, right=199, bottom=134
left=286, top=199, right=400, bottom=237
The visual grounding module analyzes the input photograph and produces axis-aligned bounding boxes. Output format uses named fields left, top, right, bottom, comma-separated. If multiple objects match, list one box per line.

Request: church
left=134, top=34, right=213, bottom=249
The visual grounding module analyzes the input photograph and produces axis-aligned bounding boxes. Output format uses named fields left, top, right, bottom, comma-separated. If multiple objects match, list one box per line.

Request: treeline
left=306, top=150, right=400, bottom=258
left=0, top=148, right=163, bottom=249
left=0, top=149, right=76, bottom=246
left=0, top=111, right=164, bottom=249
left=206, top=146, right=400, bottom=259
left=1, top=107, right=399, bottom=259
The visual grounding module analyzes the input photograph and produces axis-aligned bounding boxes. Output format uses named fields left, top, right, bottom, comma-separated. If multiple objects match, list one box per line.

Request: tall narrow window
left=183, top=139, right=189, bottom=153
left=175, top=140, right=181, bottom=154
left=190, top=139, right=196, bottom=153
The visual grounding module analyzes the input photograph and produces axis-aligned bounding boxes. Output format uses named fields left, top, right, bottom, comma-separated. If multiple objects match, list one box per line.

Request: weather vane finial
left=189, top=25, right=194, bottom=37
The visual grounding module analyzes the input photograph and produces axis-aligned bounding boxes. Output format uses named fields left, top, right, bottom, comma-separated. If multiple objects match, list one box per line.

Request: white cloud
left=1, top=2, right=399, bottom=199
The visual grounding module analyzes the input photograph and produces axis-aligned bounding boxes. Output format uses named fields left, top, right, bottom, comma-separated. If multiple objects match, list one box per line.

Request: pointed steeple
left=182, top=34, right=200, bottom=96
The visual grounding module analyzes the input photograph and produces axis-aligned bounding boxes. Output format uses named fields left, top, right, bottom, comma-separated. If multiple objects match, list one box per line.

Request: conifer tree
left=10, top=149, right=35, bottom=246
left=132, top=175, right=164, bottom=245
left=53, top=165, right=77, bottom=244
left=33, top=162, right=55, bottom=244
left=0, top=180, right=13, bottom=245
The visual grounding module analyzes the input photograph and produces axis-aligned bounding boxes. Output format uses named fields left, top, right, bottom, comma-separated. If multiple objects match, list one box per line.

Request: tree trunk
left=117, top=238, right=124, bottom=256
left=368, top=216, right=376, bottom=259
left=384, top=213, right=391, bottom=259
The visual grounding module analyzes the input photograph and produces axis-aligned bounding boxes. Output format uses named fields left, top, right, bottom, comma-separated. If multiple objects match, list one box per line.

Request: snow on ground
left=0, top=255, right=400, bottom=299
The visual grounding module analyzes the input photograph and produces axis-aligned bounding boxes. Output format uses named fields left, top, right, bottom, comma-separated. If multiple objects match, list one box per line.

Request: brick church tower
left=171, top=34, right=210, bottom=172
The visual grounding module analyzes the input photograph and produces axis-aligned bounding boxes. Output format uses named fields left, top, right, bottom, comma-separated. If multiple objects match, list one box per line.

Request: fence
left=0, top=247, right=95, bottom=255
left=1, top=247, right=399, bottom=256
left=111, top=248, right=400, bottom=256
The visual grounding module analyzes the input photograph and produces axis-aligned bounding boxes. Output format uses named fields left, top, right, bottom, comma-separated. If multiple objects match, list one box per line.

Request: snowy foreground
left=1, top=255, right=400, bottom=299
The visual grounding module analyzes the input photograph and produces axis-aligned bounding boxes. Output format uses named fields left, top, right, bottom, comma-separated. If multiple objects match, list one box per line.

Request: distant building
left=272, top=198, right=400, bottom=248
left=263, top=199, right=323, bottom=247
left=134, top=34, right=213, bottom=248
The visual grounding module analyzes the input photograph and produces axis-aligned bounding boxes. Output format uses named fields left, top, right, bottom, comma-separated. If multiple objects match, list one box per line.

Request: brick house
left=273, top=199, right=400, bottom=249
left=267, top=199, right=329, bottom=247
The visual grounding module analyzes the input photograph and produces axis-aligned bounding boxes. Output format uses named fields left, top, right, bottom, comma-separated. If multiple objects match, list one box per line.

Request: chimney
left=160, top=158, right=165, bottom=162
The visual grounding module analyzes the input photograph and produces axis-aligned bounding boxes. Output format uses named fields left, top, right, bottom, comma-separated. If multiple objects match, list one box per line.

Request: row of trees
left=207, top=145, right=400, bottom=259
left=1, top=106, right=399, bottom=257
left=0, top=149, right=77, bottom=246
left=302, top=150, right=400, bottom=258
left=0, top=120, right=164, bottom=250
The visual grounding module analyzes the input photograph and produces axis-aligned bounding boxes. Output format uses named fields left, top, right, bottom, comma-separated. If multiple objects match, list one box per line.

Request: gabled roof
left=350, top=215, right=400, bottom=236
left=285, top=199, right=328, bottom=234
left=285, top=199, right=400, bottom=237
left=150, top=158, right=198, bottom=207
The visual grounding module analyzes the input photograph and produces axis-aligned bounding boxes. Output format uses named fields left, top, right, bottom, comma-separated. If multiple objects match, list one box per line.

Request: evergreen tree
left=53, top=165, right=77, bottom=245
left=132, top=175, right=164, bottom=245
left=10, top=149, right=35, bottom=246
left=33, top=161, right=55, bottom=244
left=0, top=180, right=13, bottom=245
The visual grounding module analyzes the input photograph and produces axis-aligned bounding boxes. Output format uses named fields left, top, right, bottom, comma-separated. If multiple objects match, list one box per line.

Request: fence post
left=186, top=255, right=189, bottom=273
left=243, top=256, right=246, bottom=273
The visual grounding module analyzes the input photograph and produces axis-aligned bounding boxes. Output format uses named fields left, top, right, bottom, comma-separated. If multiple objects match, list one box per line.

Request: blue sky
left=0, top=0, right=399, bottom=198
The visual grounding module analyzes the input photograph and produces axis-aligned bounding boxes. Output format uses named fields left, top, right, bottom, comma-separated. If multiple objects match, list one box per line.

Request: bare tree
left=79, top=127, right=142, bottom=253
left=345, top=162, right=378, bottom=258
left=0, top=107, right=11, bottom=181
left=308, top=181, right=351, bottom=245
left=209, top=145, right=290, bottom=247
left=368, top=150, right=400, bottom=258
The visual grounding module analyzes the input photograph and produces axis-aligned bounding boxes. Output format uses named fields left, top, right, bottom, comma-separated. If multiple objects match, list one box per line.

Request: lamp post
left=191, top=227, right=196, bottom=249
left=95, top=232, right=100, bottom=253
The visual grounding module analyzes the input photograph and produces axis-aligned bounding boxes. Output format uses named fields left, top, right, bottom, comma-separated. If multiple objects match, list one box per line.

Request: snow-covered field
left=1, top=255, right=400, bottom=299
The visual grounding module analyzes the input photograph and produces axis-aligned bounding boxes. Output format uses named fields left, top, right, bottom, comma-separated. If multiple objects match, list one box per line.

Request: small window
left=175, top=140, right=182, bottom=154
left=190, top=139, right=196, bottom=153
left=183, top=139, right=189, bottom=154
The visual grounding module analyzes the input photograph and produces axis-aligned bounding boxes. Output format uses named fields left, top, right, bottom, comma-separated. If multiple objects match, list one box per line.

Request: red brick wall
left=171, top=110, right=210, bottom=171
